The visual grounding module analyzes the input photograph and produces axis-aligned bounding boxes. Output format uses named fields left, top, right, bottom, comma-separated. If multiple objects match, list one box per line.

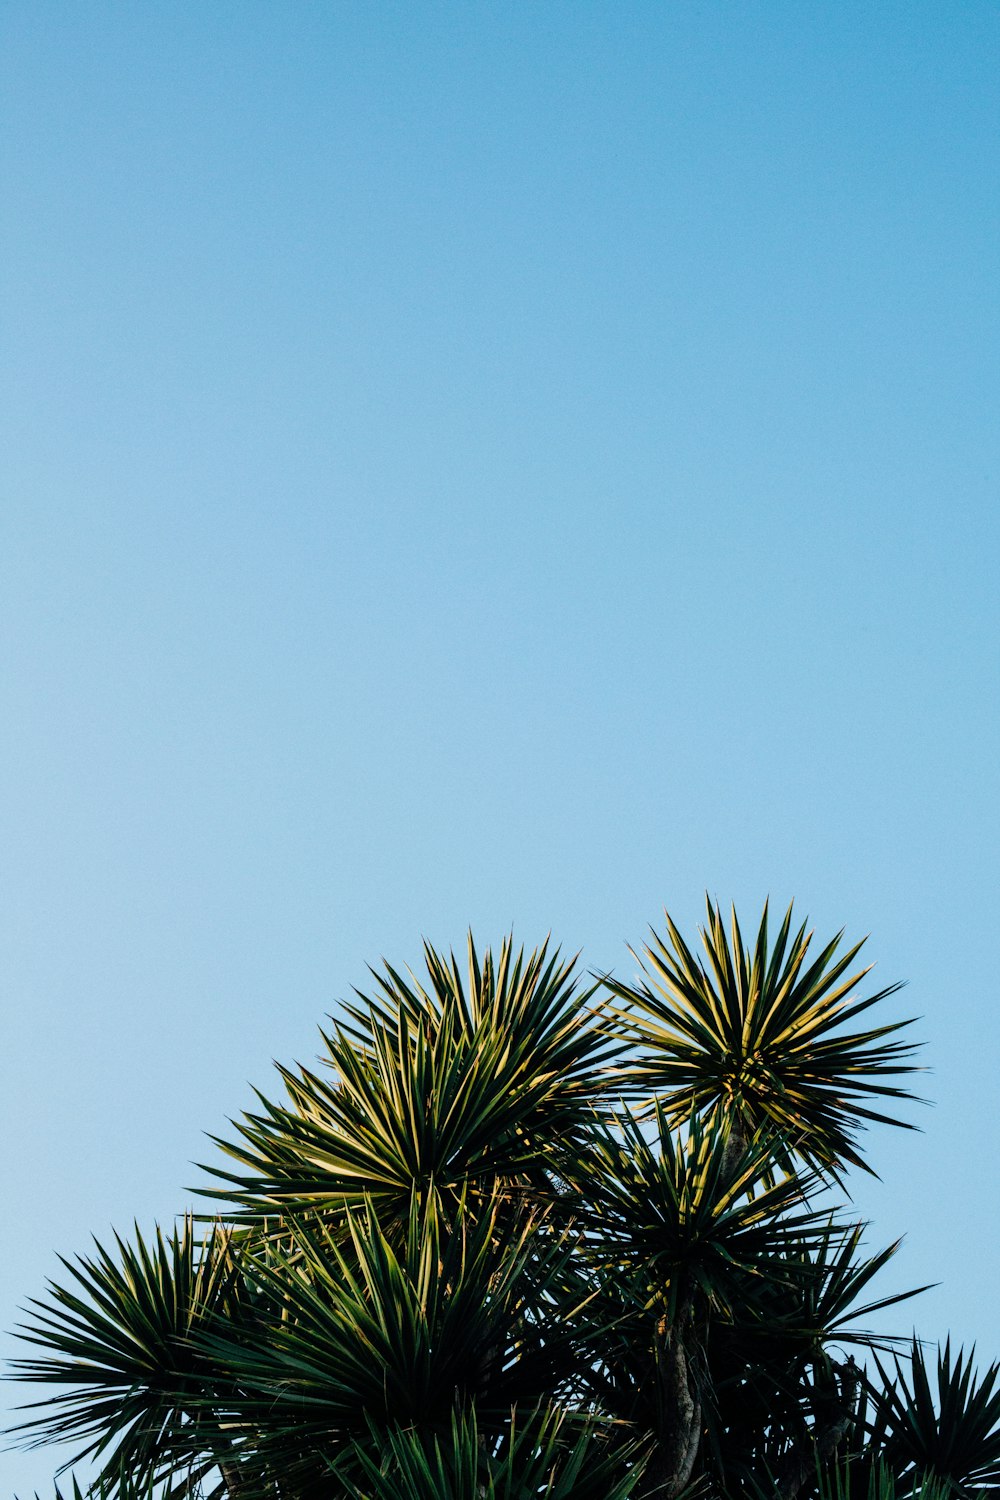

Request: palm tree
left=8, top=904, right=998, bottom=1500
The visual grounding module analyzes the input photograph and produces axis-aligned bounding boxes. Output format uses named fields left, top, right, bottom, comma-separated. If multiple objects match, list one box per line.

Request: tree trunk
left=219, top=1459, right=247, bottom=1500
left=642, top=1305, right=703, bottom=1499
left=772, top=1358, right=860, bottom=1500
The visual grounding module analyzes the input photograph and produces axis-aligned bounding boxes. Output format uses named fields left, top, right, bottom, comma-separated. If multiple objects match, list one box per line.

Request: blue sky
left=1, top=3, right=998, bottom=1490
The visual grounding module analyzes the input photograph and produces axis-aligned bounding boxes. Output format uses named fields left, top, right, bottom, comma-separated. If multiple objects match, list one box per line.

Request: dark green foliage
left=6, top=908, right=995, bottom=1500
left=855, top=1341, right=1000, bottom=1498
left=328, top=1405, right=649, bottom=1500
left=11, top=1220, right=238, bottom=1500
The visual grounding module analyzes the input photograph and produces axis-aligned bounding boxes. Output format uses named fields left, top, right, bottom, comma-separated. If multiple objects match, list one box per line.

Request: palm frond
left=609, top=898, right=922, bottom=1175
left=204, top=935, right=623, bottom=1224
left=864, top=1340, right=1000, bottom=1497
left=583, top=1107, right=834, bottom=1325
left=8, top=1219, right=240, bottom=1500
left=329, top=1403, right=648, bottom=1500
left=190, top=1186, right=592, bottom=1487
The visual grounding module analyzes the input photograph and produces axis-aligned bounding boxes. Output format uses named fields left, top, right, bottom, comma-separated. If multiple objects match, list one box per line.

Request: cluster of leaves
left=8, top=901, right=1000, bottom=1500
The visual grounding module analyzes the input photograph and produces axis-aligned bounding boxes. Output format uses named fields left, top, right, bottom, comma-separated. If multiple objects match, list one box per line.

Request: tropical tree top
left=9, top=899, right=991, bottom=1500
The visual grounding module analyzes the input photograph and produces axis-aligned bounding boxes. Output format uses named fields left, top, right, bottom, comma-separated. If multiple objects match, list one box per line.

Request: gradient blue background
left=2, top=4, right=997, bottom=1490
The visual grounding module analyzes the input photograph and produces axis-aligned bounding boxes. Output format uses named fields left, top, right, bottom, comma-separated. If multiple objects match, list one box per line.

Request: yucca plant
left=608, top=898, right=922, bottom=1176
left=10, top=1220, right=247, bottom=1500
left=859, top=1340, right=1000, bottom=1498
left=5, top=904, right=973, bottom=1500
left=327, top=1403, right=650, bottom=1500
left=189, top=1188, right=597, bottom=1490
left=20, top=1475, right=180, bottom=1500
left=817, top=1456, right=954, bottom=1500
left=206, top=936, right=619, bottom=1230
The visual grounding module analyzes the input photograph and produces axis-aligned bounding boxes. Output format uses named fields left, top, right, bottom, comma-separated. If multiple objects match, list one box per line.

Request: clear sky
left=1, top=3, right=997, bottom=1490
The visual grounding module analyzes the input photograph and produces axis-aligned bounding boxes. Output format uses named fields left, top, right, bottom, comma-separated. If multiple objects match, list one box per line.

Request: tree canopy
left=9, top=900, right=1000, bottom=1500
